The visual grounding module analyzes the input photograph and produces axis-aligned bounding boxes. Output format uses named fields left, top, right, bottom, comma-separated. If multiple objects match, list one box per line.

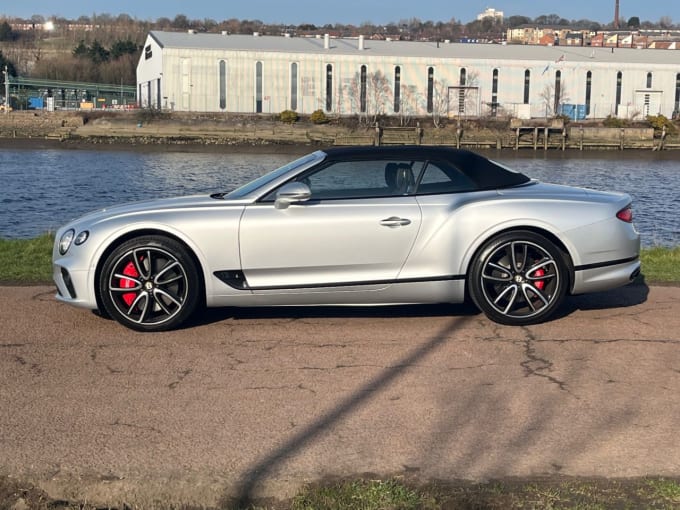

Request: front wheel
left=98, top=236, right=200, bottom=332
left=468, top=231, right=569, bottom=326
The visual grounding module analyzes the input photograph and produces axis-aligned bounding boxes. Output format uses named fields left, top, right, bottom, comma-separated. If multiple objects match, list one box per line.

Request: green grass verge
left=3, top=475, right=680, bottom=509
left=0, top=235, right=678, bottom=286
left=639, top=246, right=680, bottom=283
left=0, top=234, right=54, bottom=283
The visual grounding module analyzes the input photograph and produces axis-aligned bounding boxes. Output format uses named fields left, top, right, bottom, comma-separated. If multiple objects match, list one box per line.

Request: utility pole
left=2, top=65, right=9, bottom=114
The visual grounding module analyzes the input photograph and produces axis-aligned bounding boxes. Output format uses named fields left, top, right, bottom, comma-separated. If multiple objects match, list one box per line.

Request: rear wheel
left=99, top=236, right=200, bottom=332
left=468, top=231, right=568, bottom=325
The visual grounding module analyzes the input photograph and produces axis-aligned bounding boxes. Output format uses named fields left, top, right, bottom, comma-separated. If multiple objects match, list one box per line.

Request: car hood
left=66, top=194, right=244, bottom=228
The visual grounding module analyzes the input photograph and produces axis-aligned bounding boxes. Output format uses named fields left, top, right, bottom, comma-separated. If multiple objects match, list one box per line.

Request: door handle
left=380, top=216, right=411, bottom=228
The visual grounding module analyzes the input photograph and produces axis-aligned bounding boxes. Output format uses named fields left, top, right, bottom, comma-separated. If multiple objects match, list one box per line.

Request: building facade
left=137, top=31, right=680, bottom=120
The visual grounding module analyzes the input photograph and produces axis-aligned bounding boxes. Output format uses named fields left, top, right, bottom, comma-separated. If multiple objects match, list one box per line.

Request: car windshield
left=225, top=151, right=324, bottom=199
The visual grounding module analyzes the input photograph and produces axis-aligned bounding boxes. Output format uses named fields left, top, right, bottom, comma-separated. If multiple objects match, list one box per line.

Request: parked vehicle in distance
left=53, top=146, right=641, bottom=331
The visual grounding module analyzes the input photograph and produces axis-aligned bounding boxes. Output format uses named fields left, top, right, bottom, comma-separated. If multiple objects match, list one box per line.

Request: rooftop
left=149, top=30, right=680, bottom=66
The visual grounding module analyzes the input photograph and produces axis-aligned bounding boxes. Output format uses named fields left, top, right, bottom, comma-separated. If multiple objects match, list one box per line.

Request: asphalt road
left=1, top=283, right=679, bottom=508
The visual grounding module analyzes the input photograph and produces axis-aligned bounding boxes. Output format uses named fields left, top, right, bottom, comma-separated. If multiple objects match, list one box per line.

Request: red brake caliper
left=120, top=261, right=139, bottom=307
left=534, top=268, right=546, bottom=291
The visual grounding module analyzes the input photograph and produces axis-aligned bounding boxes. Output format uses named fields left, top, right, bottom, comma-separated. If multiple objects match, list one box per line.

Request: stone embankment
left=0, top=111, right=678, bottom=150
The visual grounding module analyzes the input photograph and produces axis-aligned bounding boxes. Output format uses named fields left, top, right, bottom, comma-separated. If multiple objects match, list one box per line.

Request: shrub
left=279, top=109, right=299, bottom=123
left=310, top=109, right=329, bottom=124
left=603, top=115, right=627, bottom=128
left=647, top=114, right=677, bottom=135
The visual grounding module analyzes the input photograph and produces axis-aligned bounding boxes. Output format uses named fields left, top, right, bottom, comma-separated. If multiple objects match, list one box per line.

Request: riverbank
left=1, top=110, right=679, bottom=151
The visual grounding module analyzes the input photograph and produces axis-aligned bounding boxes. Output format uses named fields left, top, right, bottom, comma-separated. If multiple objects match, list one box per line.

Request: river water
left=1, top=144, right=678, bottom=247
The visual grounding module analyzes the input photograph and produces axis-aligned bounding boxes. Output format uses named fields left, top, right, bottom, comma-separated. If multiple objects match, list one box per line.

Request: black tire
left=98, top=235, right=200, bottom=332
left=468, top=231, right=568, bottom=326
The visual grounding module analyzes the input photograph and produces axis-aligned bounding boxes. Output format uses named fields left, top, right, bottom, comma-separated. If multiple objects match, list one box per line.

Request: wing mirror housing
left=274, top=181, right=312, bottom=209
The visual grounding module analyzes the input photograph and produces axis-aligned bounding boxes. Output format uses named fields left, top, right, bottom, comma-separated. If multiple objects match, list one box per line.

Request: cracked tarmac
left=0, top=282, right=679, bottom=507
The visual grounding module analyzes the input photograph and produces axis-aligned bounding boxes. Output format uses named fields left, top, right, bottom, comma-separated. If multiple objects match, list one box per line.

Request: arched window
left=523, top=69, right=530, bottom=104
left=585, top=71, right=592, bottom=116
left=325, top=64, right=333, bottom=112
left=427, top=67, right=434, bottom=114
left=394, top=66, right=401, bottom=113
left=554, top=70, right=562, bottom=115
left=255, top=61, right=263, bottom=113
left=290, top=63, right=298, bottom=111
left=646, top=72, right=653, bottom=89
left=219, top=60, right=227, bottom=110
left=360, top=65, right=367, bottom=113
left=615, top=71, right=623, bottom=115
left=491, top=69, right=499, bottom=117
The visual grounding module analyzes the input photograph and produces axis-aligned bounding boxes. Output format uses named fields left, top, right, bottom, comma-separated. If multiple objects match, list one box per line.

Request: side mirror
left=274, top=181, right=311, bottom=209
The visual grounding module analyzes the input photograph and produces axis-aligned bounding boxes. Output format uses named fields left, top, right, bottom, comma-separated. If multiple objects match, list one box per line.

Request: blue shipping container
left=28, top=97, right=44, bottom=109
left=559, top=103, right=587, bottom=120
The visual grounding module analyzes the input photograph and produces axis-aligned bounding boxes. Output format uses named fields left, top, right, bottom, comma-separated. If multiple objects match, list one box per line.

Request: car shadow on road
left=555, top=279, right=650, bottom=320
left=188, top=301, right=481, bottom=327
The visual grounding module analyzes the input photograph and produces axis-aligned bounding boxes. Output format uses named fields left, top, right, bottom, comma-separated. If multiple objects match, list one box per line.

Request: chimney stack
left=614, top=0, right=620, bottom=29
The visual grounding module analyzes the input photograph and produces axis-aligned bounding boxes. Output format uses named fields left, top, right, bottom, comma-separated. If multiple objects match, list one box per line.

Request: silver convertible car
left=53, top=146, right=640, bottom=331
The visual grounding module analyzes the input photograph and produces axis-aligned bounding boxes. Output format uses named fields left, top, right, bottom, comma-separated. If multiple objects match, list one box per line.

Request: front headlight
left=59, top=229, right=75, bottom=255
left=74, top=230, right=89, bottom=246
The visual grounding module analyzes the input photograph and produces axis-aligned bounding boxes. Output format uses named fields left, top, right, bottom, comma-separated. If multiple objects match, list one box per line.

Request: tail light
left=616, top=205, right=633, bottom=223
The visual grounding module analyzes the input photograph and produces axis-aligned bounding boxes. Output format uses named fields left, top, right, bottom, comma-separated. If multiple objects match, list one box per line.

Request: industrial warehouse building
left=137, top=30, right=680, bottom=120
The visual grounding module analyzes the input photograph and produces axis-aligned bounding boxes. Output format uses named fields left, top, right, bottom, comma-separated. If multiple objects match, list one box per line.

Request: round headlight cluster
left=58, top=229, right=89, bottom=255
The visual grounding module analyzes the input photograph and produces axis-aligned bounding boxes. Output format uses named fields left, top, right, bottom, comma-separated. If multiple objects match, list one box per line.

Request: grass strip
left=0, top=234, right=54, bottom=284
left=5, top=475, right=680, bottom=509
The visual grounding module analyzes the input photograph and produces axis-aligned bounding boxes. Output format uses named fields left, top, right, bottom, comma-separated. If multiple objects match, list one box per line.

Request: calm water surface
left=1, top=146, right=678, bottom=247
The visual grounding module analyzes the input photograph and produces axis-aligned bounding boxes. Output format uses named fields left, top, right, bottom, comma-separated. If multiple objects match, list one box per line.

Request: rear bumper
left=571, top=257, right=641, bottom=295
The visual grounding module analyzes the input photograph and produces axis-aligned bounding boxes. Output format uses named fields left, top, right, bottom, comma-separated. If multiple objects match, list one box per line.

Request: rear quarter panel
left=401, top=184, right=636, bottom=280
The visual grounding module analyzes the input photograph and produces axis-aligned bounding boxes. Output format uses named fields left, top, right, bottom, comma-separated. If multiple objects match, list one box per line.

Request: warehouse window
left=144, top=45, right=152, bottom=60
left=290, top=62, right=298, bottom=111
left=360, top=65, right=367, bottom=113
left=458, top=68, right=466, bottom=114
left=585, top=71, right=592, bottom=116
left=426, top=67, right=434, bottom=113
left=219, top=60, right=227, bottom=110
left=554, top=70, right=561, bottom=115
left=491, top=68, right=499, bottom=117
left=523, top=69, right=530, bottom=104
left=394, top=66, right=401, bottom=113
left=615, top=71, right=622, bottom=115
left=255, top=61, right=263, bottom=113
left=646, top=72, right=653, bottom=89
left=326, top=64, right=333, bottom=112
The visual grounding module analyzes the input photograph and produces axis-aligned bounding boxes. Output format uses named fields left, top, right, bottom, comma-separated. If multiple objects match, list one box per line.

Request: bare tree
left=431, top=79, right=449, bottom=127
left=345, top=69, right=392, bottom=125
left=539, top=80, right=569, bottom=118
left=396, top=84, right=422, bottom=126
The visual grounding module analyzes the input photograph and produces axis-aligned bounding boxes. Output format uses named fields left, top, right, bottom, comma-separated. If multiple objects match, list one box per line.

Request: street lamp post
left=2, top=65, right=9, bottom=114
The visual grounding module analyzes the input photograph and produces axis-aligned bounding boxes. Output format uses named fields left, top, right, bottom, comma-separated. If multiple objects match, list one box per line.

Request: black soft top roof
left=321, top=145, right=531, bottom=190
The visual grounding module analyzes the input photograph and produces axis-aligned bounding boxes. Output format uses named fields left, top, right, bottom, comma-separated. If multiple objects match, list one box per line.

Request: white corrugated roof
left=149, top=30, right=680, bottom=66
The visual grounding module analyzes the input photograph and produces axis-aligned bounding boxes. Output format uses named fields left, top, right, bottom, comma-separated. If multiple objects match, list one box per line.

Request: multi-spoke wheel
left=469, top=231, right=569, bottom=325
left=99, top=236, right=200, bottom=332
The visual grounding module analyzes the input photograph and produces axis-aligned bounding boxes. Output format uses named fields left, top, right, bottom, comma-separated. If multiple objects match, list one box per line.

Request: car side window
left=415, top=161, right=476, bottom=195
left=297, top=160, right=421, bottom=200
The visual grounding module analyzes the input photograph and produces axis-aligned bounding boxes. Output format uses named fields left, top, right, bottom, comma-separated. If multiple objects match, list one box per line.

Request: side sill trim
left=574, top=255, right=639, bottom=272
left=214, top=271, right=464, bottom=291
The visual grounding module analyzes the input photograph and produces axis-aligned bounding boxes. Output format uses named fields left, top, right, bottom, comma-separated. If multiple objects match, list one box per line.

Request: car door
left=238, top=159, right=422, bottom=291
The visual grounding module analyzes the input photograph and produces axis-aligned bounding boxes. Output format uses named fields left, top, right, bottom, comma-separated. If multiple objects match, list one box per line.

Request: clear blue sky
left=1, top=0, right=676, bottom=25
